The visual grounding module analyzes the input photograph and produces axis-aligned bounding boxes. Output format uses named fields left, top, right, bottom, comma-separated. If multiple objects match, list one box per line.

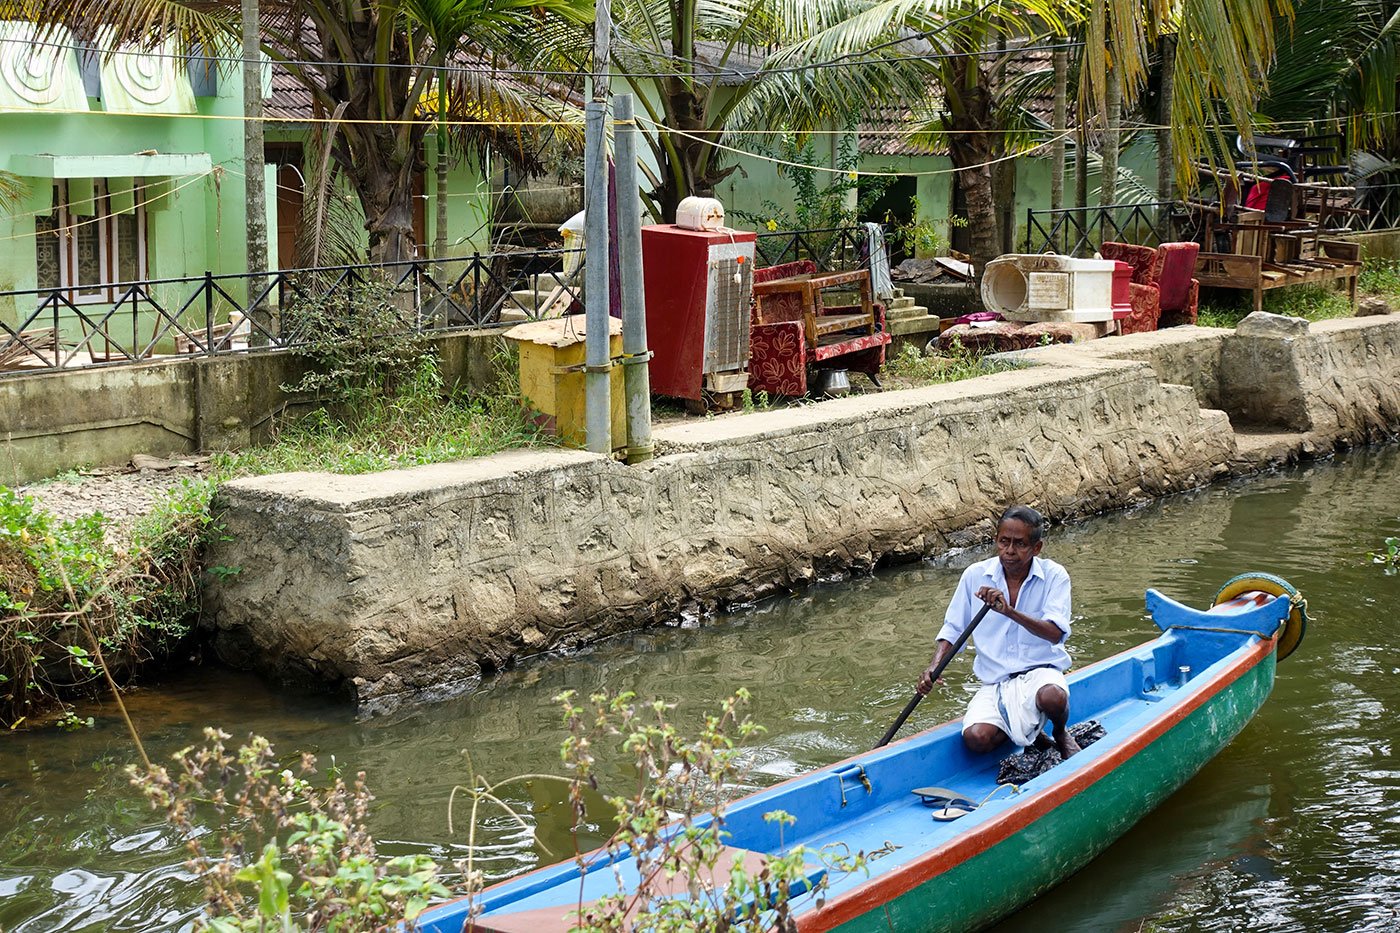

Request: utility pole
left=241, top=0, right=269, bottom=341
left=583, top=0, right=611, bottom=455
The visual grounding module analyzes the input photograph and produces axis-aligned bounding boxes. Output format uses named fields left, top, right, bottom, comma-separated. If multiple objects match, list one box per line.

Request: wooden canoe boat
left=418, top=573, right=1307, bottom=933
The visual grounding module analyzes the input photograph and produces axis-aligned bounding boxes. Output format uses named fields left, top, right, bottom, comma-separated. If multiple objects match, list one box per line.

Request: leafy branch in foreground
left=131, top=729, right=449, bottom=932
left=557, top=689, right=866, bottom=931
left=132, top=695, right=863, bottom=930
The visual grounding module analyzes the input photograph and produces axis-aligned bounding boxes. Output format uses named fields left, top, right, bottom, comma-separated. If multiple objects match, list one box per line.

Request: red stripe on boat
left=798, top=637, right=1275, bottom=931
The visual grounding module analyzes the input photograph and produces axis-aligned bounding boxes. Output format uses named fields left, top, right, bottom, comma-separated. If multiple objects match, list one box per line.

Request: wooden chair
left=748, top=260, right=890, bottom=397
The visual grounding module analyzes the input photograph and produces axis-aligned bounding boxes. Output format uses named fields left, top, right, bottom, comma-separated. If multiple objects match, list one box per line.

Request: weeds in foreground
left=131, top=693, right=862, bottom=930
left=556, top=690, right=863, bottom=931
left=133, top=729, right=449, bottom=932
left=880, top=339, right=1008, bottom=389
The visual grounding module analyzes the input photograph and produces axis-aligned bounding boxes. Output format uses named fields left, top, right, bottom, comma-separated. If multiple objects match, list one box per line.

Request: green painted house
left=0, top=20, right=493, bottom=358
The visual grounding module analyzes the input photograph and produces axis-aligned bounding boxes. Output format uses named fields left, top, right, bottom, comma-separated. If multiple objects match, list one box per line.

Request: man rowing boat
left=916, top=505, right=1081, bottom=760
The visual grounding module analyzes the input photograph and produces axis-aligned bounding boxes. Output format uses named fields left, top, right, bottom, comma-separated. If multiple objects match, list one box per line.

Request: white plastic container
left=675, top=196, right=726, bottom=231
left=981, top=254, right=1122, bottom=323
left=558, top=209, right=587, bottom=277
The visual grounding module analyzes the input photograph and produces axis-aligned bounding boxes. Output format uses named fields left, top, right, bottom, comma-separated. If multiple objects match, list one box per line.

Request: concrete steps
left=884, top=287, right=942, bottom=353
left=499, top=273, right=576, bottom=323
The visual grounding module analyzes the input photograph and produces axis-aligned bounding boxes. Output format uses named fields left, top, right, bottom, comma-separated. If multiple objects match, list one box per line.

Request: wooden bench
left=1195, top=239, right=1360, bottom=314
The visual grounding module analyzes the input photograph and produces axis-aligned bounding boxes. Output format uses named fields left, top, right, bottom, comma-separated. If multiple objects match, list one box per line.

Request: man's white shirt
left=935, top=554, right=1072, bottom=684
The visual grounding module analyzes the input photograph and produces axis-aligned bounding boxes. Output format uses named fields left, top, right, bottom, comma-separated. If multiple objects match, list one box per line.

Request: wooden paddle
left=874, top=601, right=994, bottom=749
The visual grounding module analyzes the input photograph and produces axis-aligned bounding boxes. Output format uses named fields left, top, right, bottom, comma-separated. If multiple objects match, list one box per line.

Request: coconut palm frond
left=1086, top=141, right=1161, bottom=205
left=1261, top=0, right=1400, bottom=154
left=1164, top=0, right=1292, bottom=191
left=30, top=0, right=234, bottom=50
left=295, top=102, right=366, bottom=269
left=0, top=169, right=28, bottom=213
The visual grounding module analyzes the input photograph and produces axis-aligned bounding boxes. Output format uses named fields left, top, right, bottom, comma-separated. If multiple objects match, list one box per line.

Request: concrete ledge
left=206, top=343, right=1235, bottom=706
left=204, top=315, right=1400, bottom=707
left=0, top=329, right=506, bottom=483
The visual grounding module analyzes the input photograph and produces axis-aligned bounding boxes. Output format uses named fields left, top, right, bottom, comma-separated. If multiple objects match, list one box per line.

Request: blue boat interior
left=418, top=589, right=1290, bottom=933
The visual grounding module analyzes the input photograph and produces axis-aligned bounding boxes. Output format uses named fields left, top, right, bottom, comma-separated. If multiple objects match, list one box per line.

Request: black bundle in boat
left=996, top=720, right=1106, bottom=784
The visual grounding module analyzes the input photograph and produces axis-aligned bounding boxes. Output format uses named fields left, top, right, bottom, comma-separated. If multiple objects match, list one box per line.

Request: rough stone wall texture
left=1220, top=316, right=1400, bottom=441
left=1034, top=325, right=1229, bottom=410
left=204, top=315, right=1400, bottom=707
left=206, top=351, right=1236, bottom=706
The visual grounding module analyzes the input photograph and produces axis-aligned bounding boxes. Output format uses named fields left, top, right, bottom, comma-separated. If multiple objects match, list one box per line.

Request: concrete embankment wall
left=0, top=330, right=504, bottom=485
left=205, top=315, right=1400, bottom=707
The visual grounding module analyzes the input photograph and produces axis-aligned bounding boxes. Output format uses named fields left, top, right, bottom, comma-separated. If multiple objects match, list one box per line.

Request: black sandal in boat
left=911, top=786, right=978, bottom=821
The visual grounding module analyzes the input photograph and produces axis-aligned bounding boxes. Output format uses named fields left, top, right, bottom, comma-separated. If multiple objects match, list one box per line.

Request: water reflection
left=2, top=447, right=1399, bottom=931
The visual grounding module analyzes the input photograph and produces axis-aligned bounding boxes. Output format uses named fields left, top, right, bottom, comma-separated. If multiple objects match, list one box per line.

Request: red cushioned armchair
left=747, top=260, right=889, bottom=397
left=1100, top=242, right=1161, bottom=334
left=1153, top=242, right=1201, bottom=327
left=1101, top=241, right=1201, bottom=332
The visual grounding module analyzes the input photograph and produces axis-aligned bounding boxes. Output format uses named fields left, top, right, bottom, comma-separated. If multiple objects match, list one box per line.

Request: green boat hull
left=830, top=650, right=1277, bottom=933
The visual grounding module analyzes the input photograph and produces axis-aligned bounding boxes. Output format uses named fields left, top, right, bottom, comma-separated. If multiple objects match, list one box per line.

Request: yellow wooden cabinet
left=504, top=317, right=626, bottom=452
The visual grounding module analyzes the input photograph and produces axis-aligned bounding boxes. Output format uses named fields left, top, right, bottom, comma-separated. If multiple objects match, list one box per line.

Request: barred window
left=35, top=180, right=148, bottom=301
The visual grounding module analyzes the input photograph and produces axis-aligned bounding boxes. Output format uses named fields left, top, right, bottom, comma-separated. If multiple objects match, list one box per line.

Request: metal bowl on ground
left=812, top=368, right=851, bottom=398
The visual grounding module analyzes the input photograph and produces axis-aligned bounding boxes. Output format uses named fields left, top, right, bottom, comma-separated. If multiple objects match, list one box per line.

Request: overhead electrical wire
left=0, top=29, right=1085, bottom=82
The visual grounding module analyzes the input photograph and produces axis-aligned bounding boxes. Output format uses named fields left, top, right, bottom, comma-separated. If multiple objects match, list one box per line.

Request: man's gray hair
left=999, top=505, right=1046, bottom=543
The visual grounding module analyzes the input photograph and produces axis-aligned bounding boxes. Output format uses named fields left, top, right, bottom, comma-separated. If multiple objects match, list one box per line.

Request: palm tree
left=0, top=170, right=25, bottom=213
left=37, top=0, right=591, bottom=266
left=607, top=0, right=959, bottom=222
left=1258, top=0, right=1400, bottom=157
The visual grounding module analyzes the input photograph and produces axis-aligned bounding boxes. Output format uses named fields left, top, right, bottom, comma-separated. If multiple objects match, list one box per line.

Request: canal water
left=2, top=446, right=1399, bottom=931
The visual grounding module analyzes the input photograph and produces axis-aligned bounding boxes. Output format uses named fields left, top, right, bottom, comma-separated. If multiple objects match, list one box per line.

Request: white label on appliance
left=1028, top=272, right=1069, bottom=310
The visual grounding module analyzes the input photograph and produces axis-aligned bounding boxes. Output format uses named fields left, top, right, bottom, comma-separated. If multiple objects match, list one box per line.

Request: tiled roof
left=859, top=45, right=1068, bottom=158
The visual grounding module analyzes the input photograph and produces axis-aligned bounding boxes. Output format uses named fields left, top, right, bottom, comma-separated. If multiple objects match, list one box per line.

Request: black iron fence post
left=204, top=272, right=215, bottom=356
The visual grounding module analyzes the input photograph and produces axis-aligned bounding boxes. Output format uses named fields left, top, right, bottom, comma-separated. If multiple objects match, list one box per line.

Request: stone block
left=1236, top=311, right=1309, bottom=338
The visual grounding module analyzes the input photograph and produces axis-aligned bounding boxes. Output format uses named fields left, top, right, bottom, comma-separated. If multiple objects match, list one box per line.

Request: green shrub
left=134, top=695, right=864, bottom=930
left=133, top=729, right=449, bottom=932
left=0, top=480, right=212, bottom=725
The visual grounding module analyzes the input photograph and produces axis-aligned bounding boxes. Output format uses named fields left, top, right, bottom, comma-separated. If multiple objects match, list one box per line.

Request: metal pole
left=583, top=101, right=611, bottom=455
left=614, top=94, right=653, bottom=464
left=583, top=0, right=612, bottom=455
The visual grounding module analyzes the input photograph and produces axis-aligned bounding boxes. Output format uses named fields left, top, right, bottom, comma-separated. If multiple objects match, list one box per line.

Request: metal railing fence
left=0, top=247, right=583, bottom=377
left=1023, top=201, right=1181, bottom=256
left=2, top=226, right=874, bottom=378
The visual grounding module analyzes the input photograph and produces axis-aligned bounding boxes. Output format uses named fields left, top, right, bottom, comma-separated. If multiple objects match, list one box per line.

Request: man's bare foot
left=1056, top=732, right=1081, bottom=759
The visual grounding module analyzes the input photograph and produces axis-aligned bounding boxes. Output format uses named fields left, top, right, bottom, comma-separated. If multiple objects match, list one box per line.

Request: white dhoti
left=963, top=667, right=1069, bottom=748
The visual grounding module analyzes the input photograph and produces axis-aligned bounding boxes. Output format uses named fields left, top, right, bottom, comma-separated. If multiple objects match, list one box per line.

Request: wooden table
left=750, top=268, right=876, bottom=350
